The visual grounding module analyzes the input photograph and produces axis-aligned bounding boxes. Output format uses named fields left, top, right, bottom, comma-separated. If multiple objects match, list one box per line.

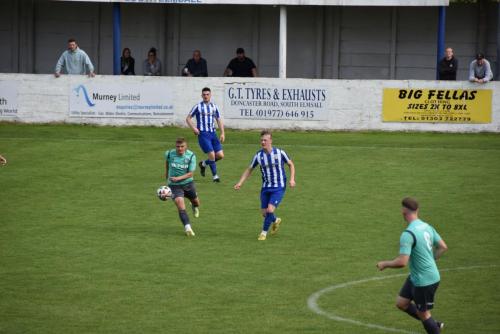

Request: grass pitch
left=1, top=123, right=499, bottom=334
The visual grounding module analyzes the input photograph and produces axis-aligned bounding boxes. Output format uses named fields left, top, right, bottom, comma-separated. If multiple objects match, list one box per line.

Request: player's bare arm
left=186, top=115, right=199, bottom=135
left=287, top=160, right=296, bottom=187
left=377, top=254, right=409, bottom=271
left=433, top=239, right=448, bottom=260
left=234, top=167, right=253, bottom=190
left=217, top=118, right=225, bottom=143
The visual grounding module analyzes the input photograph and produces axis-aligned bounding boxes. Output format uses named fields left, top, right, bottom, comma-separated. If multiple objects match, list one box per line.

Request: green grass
left=1, top=123, right=499, bottom=334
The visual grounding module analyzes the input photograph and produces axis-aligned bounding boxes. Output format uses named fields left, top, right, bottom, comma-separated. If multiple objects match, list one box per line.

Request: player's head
left=193, top=50, right=201, bottom=62
left=476, top=52, right=484, bottom=65
left=445, top=47, right=453, bottom=59
left=236, top=47, right=245, bottom=61
left=260, top=130, right=272, bottom=149
left=201, top=87, right=211, bottom=102
left=67, top=38, right=78, bottom=51
left=175, top=137, right=187, bottom=154
left=401, top=197, right=419, bottom=222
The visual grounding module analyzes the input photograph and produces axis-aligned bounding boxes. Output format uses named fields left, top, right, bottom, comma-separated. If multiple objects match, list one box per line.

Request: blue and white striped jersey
left=250, top=147, right=291, bottom=188
left=189, top=101, right=221, bottom=133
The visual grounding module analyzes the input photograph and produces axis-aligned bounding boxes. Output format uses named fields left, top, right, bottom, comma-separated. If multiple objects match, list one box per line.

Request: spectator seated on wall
left=143, top=47, right=162, bottom=76
left=121, top=47, right=135, bottom=75
left=223, top=47, right=257, bottom=77
left=182, top=50, right=208, bottom=77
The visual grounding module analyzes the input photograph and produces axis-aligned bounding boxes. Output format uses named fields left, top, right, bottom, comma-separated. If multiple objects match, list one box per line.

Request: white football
left=157, top=186, right=172, bottom=201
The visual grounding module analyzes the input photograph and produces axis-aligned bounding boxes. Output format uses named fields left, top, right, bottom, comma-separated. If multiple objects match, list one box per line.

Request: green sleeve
left=188, top=153, right=197, bottom=172
left=399, top=231, right=413, bottom=255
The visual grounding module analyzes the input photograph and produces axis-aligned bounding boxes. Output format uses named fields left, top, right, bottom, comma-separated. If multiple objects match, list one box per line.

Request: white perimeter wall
left=1, top=73, right=499, bottom=132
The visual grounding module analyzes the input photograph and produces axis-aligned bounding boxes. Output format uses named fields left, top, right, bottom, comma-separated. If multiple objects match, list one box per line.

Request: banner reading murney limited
left=0, top=81, right=18, bottom=117
left=69, top=82, right=174, bottom=118
left=224, top=82, right=329, bottom=122
left=383, top=88, right=492, bottom=123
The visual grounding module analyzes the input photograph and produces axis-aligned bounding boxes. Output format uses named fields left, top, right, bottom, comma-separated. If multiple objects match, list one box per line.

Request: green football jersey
left=399, top=219, right=442, bottom=287
left=165, top=149, right=196, bottom=186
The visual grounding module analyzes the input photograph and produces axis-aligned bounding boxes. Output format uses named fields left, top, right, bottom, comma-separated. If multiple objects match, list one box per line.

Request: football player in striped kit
left=234, top=130, right=296, bottom=240
left=186, top=87, right=225, bottom=183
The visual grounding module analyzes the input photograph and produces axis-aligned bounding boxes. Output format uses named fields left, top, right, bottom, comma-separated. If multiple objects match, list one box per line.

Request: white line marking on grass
left=307, top=264, right=499, bottom=334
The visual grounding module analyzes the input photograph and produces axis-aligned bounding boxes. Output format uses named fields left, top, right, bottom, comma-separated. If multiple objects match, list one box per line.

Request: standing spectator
left=469, top=53, right=493, bottom=83
left=182, top=50, right=208, bottom=77
left=438, top=47, right=457, bottom=81
left=54, top=38, right=95, bottom=77
left=121, top=47, right=135, bottom=75
left=143, top=47, right=162, bottom=76
left=223, top=48, right=257, bottom=77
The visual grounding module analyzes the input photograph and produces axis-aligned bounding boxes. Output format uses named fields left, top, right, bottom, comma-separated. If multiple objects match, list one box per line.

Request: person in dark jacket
left=182, top=50, right=208, bottom=77
left=438, top=47, right=457, bottom=81
left=121, top=48, right=135, bottom=75
left=223, top=48, right=257, bottom=77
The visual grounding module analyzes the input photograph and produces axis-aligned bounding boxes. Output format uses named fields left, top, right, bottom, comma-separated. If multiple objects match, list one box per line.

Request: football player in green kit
left=165, top=137, right=200, bottom=237
left=377, top=197, right=448, bottom=334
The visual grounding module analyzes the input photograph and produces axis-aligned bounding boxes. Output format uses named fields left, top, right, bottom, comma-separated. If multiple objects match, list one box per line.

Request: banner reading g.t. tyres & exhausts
left=383, top=88, right=492, bottom=123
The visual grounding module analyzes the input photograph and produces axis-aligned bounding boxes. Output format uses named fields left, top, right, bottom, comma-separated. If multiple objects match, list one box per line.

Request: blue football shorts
left=198, top=131, right=222, bottom=154
left=260, top=187, right=286, bottom=209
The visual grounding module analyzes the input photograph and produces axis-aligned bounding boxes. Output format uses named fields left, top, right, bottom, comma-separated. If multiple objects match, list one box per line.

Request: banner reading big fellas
left=383, top=88, right=492, bottom=123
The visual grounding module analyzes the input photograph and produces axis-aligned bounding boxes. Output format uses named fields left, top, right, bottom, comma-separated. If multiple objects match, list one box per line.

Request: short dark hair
left=236, top=47, right=245, bottom=54
left=148, top=47, right=157, bottom=56
left=176, top=137, right=186, bottom=145
left=202, top=87, right=211, bottom=93
left=476, top=52, right=485, bottom=60
left=402, top=197, right=419, bottom=211
left=68, top=38, right=77, bottom=43
left=260, top=129, right=272, bottom=138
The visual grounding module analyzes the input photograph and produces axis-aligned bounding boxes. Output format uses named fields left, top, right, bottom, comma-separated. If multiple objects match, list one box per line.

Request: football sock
left=422, top=317, right=440, bottom=334
left=201, top=160, right=206, bottom=167
left=262, top=212, right=276, bottom=232
left=179, top=210, right=190, bottom=226
left=405, top=304, right=420, bottom=321
left=184, top=224, right=192, bottom=231
left=205, top=159, right=217, bottom=176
